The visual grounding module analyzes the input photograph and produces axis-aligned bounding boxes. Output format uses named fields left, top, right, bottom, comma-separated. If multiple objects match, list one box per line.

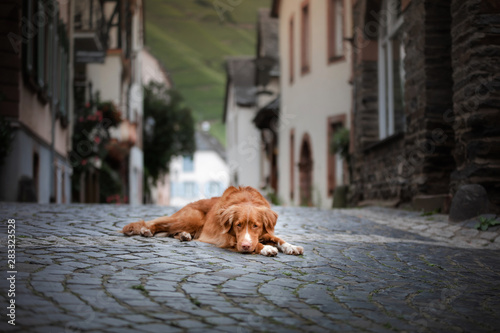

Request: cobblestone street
left=1, top=203, right=500, bottom=333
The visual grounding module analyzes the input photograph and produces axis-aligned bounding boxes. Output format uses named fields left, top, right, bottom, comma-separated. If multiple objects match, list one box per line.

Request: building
left=169, top=130, right=229, bottom=207
left=223, top=8, right=281, bottom=200
left=271, top=0, right=353, bottom=208
left=73, top=0, right=144, bottom=204
left=223, top=56, right=261, bottom=189
left=349, top=0, right=500, bottom=213
left=0, top=0, right=73, bottom=203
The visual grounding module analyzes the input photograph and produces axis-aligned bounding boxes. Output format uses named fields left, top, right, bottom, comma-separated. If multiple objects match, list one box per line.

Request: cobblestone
left=0, top=203, right=500, bottom=332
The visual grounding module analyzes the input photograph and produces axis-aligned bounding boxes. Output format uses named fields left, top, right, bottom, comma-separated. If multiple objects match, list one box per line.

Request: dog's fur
left=122, top=186, right=303, bottom=256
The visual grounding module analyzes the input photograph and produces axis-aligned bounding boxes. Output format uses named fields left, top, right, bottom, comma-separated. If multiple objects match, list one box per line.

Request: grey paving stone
left=3, top=203, right=500, bottom=333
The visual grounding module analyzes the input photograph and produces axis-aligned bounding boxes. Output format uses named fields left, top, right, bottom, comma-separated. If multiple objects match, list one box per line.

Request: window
left=22, top=0, right=68, bottom=115
left=301, top=1, right=311, bottom=74
left=378, top=0, right=405, bottom=139
left=37, top=0, right=45, bottom=89
left=170, top=181, right=180, bottom=197
left=289, top=15, right=295, bottom=83
left=23, top=0, right=35, bottom=76
left=46, top=19, right=54, bottom=97
left=59, top=48, right=68, bottom=116
left=182, top=155, right=194, bottom=172
left=327, top=116, right=346, bottom=196
left=328, top=0, right=344, bottom=62
left=206, top=181, right=222, bottom=197
left=184, top=182, right=196, bottom=198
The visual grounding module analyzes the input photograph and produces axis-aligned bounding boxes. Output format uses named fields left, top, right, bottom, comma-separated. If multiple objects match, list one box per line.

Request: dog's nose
left=241, top=244, right=251, bottom=252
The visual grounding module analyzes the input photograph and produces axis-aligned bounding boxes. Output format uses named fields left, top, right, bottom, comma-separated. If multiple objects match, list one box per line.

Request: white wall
left=277, top=0, right=352, bottom=209
left=129, top=146, right=143, bottom=205
left=0, top=129, right=70, bottom=204
left=87, top=54, right=122, bottom=107
left=225, top=84, right=261, bottom=189
left=169, top=150, right=229, bottom=207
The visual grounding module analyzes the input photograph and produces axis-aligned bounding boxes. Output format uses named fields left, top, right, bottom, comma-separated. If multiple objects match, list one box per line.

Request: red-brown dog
left=122, top=186, right=304, bottom=256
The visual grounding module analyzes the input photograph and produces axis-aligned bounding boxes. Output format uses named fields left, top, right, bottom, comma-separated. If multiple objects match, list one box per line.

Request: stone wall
left=350, top=0, right=456, bottom=208
left=450, top=0, right=500, bottom=210
left=404, top=0, right=455, bottom=197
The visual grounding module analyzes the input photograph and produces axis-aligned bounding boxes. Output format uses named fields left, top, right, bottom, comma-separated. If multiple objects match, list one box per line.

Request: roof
left=257, top=8, right=279, bottom=60
left=223, top=56, right=257, bottom=122
left=226, top=56, right=257, bottom=106
left=195, top=131, right=227, bottom=161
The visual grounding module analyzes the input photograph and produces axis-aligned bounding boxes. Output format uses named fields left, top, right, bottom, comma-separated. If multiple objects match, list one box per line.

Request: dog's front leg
left=260, top=234, right=304, bottom=255
left=255, top=243, right=278, bottom=256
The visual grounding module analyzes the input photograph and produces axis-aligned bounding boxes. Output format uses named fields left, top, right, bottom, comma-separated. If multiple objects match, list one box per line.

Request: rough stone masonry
left=0, top=202, right=499, bottom=332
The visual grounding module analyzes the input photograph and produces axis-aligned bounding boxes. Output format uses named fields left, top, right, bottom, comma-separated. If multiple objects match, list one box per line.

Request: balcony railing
left=74, top=0, right=107, bottom=63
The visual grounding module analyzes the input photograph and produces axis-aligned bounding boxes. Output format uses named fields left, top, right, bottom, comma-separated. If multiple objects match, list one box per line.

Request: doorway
left=298, top=134, right=313, bottom=206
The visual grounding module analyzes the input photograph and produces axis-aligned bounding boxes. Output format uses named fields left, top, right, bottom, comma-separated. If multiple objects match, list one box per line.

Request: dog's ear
left=217, top=205, right=238, bottom=234
left=260, top=208, right=278, bottom=234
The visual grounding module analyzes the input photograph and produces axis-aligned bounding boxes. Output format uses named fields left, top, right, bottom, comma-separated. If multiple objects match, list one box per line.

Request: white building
left=81, top=0, right=145, bottom=205
left=223, top=57, right=261, bottom=189
left=169, top=131, right=229, bottom=207
left=221, top=9, right=281, bottom=203
left=271, top=0, right=352, bottom=208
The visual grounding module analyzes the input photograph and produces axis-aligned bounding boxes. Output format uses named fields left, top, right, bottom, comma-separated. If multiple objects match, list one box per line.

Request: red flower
left=96, top=110, right=103, bottom=122
left=94, top=136, right=101, bottom=144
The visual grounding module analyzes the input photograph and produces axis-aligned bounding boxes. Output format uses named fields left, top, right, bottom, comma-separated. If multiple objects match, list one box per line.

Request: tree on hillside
left=143, top=82, right=196, bottom=198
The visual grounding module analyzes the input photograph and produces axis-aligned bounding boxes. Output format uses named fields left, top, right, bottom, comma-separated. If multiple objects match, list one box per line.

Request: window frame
left=289, top=14, right=295, bottom=84
left=327, top=0, right=345, bottom=64
left=300, top=0, right=311, bottom=75
left=378, top=0, right=405, bottom=140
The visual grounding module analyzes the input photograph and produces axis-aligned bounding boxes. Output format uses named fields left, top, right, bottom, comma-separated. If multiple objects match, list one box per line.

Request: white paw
left=140, top=227, right=153, bottom=237
left=179, top=231, right=192, bottom=241
left=260, top=245, right=278, bottom=257
left=277, top=242, right=304, bottom=255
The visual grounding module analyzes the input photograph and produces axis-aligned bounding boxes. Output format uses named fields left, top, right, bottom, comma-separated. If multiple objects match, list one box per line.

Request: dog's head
left=217, top=204, right=278, bottom=253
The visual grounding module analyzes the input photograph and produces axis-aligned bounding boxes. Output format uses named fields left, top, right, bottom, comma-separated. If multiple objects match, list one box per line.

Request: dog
left=122, top=186, right=304, bottom=256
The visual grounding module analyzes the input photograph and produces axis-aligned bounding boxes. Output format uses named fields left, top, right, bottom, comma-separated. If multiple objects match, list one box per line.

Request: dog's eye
left=253, top=224, right=258, bottom=228
left=236, top=223, right=242, bottom=228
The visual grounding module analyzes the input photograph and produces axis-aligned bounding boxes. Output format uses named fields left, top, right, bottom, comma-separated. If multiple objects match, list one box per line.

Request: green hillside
left=145, top=0, right=270, bottom=144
